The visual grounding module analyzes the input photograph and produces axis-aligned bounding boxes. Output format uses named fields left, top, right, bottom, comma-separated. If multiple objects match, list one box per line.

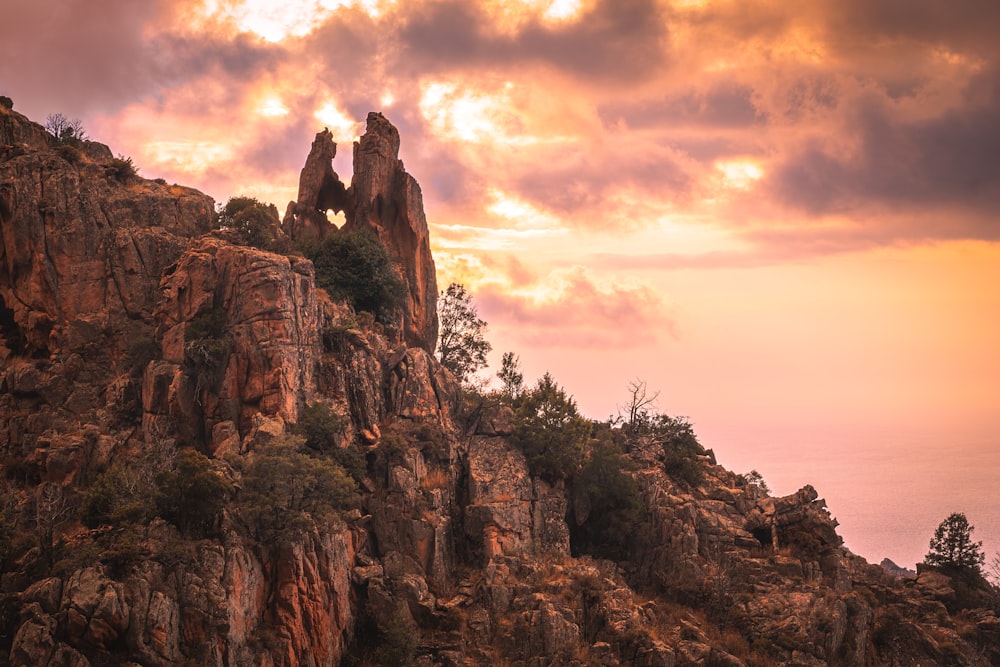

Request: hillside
left=1, top=101, right=998, bottom=666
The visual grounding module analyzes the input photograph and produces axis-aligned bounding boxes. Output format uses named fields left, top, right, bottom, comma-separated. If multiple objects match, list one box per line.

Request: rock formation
left=2, top=102, right=998, bottom=666
left=283, top=113, right=438, bottom=353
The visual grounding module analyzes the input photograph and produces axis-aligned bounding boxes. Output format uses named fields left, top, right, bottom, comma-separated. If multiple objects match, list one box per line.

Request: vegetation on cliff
left=1, top=103, right=998, bottom=666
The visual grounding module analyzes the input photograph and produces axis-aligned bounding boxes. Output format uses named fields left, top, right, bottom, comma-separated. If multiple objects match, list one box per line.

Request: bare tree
left=620, top=379, right=659, bottom=435
left=34, top=483, right=72, bottom=568
left=44, top=113, right=87, bottom=144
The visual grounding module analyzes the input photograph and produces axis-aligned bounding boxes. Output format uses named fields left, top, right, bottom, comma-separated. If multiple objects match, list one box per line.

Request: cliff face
left=1, top=103, right=998, bottom=667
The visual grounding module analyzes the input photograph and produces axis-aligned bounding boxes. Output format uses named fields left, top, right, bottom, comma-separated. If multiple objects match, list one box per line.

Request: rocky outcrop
left=281, top=129, right=348, bottom=243
left=345, top=113, right=438, bottom=352
left=283, top=114, right=438, bottom=353
left=146, top=236, right=320, bottom=451
left=3, top=103, right=997, bottom=667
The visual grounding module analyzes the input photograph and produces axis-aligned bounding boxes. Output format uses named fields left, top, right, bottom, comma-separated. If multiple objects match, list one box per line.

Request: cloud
left=0, top=0, right=172, bottom=117
left=476, top=267, right=675, bottom=348
left=397, top=0, right=669, bottom=83
left=766, top=65, right=1000, bottom=231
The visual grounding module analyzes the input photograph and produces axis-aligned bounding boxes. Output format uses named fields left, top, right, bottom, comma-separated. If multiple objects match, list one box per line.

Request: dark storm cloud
left=769, top=66, right=1000, bottom=229
left=0, top=0, right=170, bottom=117
left=822, top=0, right=1000, bottom=54
left=397, top=0, right=668, bottom=83
left=153, top=33, right=282, bottom=82
left=598, top=83, right=763, bottom=129
left=0, top=0, right=283, bottom=120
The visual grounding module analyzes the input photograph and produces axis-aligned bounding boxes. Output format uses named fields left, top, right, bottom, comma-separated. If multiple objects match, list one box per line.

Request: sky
left=2, top=0, right=999, bottom=569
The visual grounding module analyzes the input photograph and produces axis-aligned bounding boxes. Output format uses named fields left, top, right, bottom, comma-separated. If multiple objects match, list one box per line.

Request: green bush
left=236, top=435, right=360, bottom=541
left=79, top=463, right=157, bottom=528
left=306, top=228, right=405, bottom=324
left=294, top=402, right=366, bottom=483
left=184, top=308, right=231, bottom=391
left=296, top=402, right=349, bottom=452
left=108, top=154, right=138, bottom=182
left=56, top=142, right=82, bottom=164
left=654, top=415, right=706, bottom=486
left=216, top=196, right=284, bottom=251
left=155, top=449, right=232, bottom=538
left=511, top=373, right=591, bottom=482
left=570, top=434, right=644, bottom=561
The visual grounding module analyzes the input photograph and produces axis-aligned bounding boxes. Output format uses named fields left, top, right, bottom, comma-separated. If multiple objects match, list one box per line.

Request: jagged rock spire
left=283, top=113, right=438, bottom=353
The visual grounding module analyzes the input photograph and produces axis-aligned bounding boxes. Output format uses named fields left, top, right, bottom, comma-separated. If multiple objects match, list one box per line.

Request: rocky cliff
left=1, top=102, right=997, bottom=666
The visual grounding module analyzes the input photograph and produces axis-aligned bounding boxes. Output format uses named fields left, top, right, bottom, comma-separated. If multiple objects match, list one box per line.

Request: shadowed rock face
left=283, top=113, right=439, bottom=353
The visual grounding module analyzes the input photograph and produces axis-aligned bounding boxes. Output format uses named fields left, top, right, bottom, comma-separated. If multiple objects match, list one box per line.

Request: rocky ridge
left=1, top=102, right=998, bottom=666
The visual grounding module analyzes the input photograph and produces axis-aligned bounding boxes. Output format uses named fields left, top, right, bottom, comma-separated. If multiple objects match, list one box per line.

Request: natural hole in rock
left=751, top=526, right=772, bottom=547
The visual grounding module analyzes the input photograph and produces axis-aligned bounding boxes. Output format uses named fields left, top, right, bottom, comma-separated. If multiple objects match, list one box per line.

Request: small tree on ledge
left=437, top=283, right=491, bottom=385
left=925, top=512, right=985, bottom=574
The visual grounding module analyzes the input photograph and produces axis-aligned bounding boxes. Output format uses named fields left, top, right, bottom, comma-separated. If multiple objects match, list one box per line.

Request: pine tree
left=925, top=512, right=985, bottom=573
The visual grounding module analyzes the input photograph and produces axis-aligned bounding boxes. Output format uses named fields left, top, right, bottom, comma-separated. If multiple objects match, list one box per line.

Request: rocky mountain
left=1, top=100, right=998, bottom=666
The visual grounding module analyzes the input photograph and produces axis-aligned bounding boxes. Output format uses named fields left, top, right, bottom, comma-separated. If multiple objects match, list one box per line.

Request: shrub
left=294, top=402, right=366, bottom=483
left=306, top=228, right=405, bottom=324
left=737, top=469, right=770, bottom=495
left=216, top=196, right=284, bottom=251
left=653, top=415, right=706, bottom=486
left=125, top=325, right=159, bottom=377
left=511, top=373, right=591, bottom=482
left=296, top=402, right=349, bottom=452
left=184, top=308, right=231, bottom=392
left=570, top=434, right=644, bottom=560
left=80, top=463, right=157, bottom=528
left=0, top=96, right=12, bottom=110
left=56, top=142, right=82, bottom=164
left=497, top=351, right=524, bottom=402
left=108, top=154, right=138, bottom=182
left=155, top=449, right=232, bottom=538
left=236, top=435, right=360, bottom=541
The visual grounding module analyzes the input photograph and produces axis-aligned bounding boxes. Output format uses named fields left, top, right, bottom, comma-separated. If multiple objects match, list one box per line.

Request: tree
left=155, top=449, right=233, bottom=538
left=308, top=228, right=406, bottom=324
left=925, top=512, right=985, bottom=573
left=988, top=552, right=1000, bottom=587
left=437, top=283, right=491, bottom=384
left=570, top=433, right=644, bottom=560
left=620, top=378, right=659, bottom=436
left=236, top=436, right=360, bottom=541
left=497, top=351, right=523, bottom=401
left=216, top=196, right=283, bottom=251
left=43, top=113, right=86, bottom=144
left=511, top=373, right=591, bottom=481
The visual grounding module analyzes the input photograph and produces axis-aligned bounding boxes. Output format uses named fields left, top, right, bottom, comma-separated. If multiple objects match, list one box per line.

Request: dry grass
left=420, top=468, right=449, bottom=490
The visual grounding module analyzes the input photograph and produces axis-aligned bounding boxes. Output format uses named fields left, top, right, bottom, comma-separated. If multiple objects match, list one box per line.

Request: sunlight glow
left=145, top=140, right=236, bottom=174
left=195, top=0, right=391, bottom=43
left=313, top=102, right=360, bottom=142
left=258, top=95, right=289, bottom=117
left=419, top=80, right=544, bottom=145
left=486, top=189, right=561, bottom=230
left=716, top=160, right=764, bottom=189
